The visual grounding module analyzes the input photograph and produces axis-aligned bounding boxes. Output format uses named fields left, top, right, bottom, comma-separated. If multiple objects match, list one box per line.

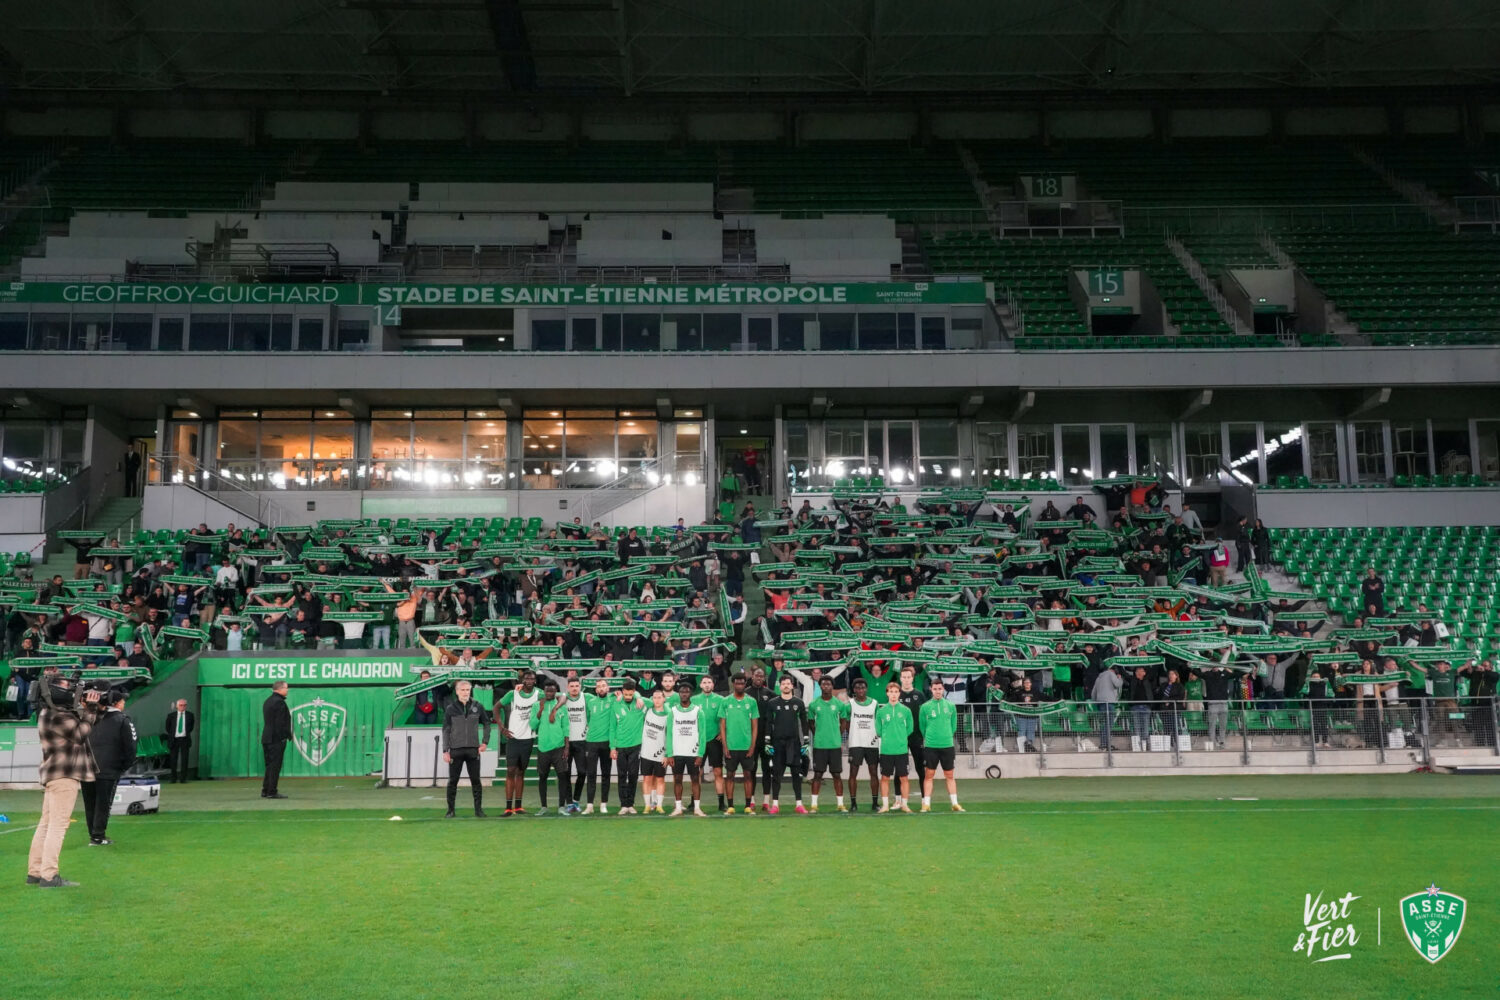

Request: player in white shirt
left=667, top=681, right=707, bottom=816
left=639, top=688, right=671, bottom=814
left=845, top=677, right=881, bottom=811
left=562, top=677, right=591, bottom=806
left=496, top=668, right=541, bottom=815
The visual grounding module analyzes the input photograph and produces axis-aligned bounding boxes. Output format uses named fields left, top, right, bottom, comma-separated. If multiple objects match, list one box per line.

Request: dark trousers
left=80, top=777, right=119, bottom=841
left=262, top=740, right=287, bottom=795
left=583, top=740, right=612, bottom=803
left=446, top=747, right=483, bottom=813
left=167, top=737, right=191, bottom=782
left=769, top=737, right=803, bottom=802
left=906, top=736, right=924, bottom=777
left=1235, top=542, right=1251, bottom=573
left=536, top=748, right=570, bottom=807
left=567, top=741, right=590, bottom=802
left=614, top=747, right=640, bottom=807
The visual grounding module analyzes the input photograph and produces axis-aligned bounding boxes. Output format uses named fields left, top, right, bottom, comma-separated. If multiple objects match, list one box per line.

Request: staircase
left=1257, top=233, right=1363, bottom=343
left=1350, top=145, right=1460, bottom=228
left=1165, top=233, right=1252, bottom=335
left=895, top=223, right=932, bottom=279
left=956, top=144, right=1001, bottom=216
left=31, top=496, right=142, bottom=582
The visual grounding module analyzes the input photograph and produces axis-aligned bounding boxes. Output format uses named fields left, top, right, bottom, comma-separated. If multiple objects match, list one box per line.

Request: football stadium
left=1, top=2, right=1498, bottom=997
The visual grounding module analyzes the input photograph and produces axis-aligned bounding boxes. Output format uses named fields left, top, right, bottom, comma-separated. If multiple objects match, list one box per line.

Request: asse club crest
left=1400, top=885, right=1466, bottom=964
left=291, top=698, right=347, bottom=767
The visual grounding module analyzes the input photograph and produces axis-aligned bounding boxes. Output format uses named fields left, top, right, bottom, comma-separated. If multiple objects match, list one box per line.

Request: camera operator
left=27, top=676, right=103, bottom=888
left=81, top=687, right=138, bottom=846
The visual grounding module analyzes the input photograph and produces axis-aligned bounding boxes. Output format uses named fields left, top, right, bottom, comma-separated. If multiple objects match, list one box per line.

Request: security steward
left=82, top=687, right=138, bottom=846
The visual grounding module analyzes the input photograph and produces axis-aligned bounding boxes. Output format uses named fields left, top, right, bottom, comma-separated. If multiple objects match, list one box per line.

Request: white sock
left=922, top=795, right=931, bottom=806
left=881, top=795, right=889, bottom=809
left=811, top=791, right=819, bottom=806
left=795, top=799, right=803, bottom=807
left=836, top=795, right=844, bottom=807
left=950, top=793, right=959, bottom=806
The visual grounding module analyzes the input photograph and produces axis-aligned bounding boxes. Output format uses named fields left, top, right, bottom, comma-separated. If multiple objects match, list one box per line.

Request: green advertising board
left=0, top=280, right=987, bottom=308
left=196, top=653, right=430, bottom=779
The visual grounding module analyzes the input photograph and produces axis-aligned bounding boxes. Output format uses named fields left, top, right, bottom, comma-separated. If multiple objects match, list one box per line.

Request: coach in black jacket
left=261, top=681, right=292, bottom=799
left=441, top=680, right=492, bottom=818
left=82, top=689, right=138, bottom=845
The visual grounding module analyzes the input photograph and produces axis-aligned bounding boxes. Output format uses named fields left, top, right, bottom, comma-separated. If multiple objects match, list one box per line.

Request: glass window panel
left=745, top=315, right=771, bottom=352
left=1262, top=422, right=1305, bottom=483
left=1474, top=421, right=1500, bottom=482
left=920, top=315, right=945, bottom=350
left=114, top=314, right=152, bottom=351
left=1183, top=422, right=1221, bottom=485
left=665, top=313, right=703, bottom=351
left=371, top=420, right=412, bottom=460
left=571, top=316, right=598, bottom=351
left=1226, top=423, right=1259, bottom=483
left=534, top=319, right=566, bottom=350
left=1016, top=424, right=1054, bottom=479
left=2, top=422, right=45, bottom=463
left=232, top=314, right=271, bottom=351
left=617, top=417, right=657, bottom=461
left=887, top=421, right=915, bottom=485
left=1390, top=422, right=1425, bottom=479
left=706, top=313, right=742, bottom=352
left=0, top=314, right=26, bottom=350
left=296, top=317, right=324, bottom=351
left=260, top=421, right=313, bottom=484
left=1134, top=423, right=1174, bottom=480
left=975, top=422, right=1010, bottom=481
left=857, top=313, right=897, bottom=351
left=189, top=313, right=230, bottom=351
left=778, top=312, right=812, bottom=351
left=898, top=313, right=916, bottom=350
left=1060, top=425, right=1091, bottom=486
left=1099, top=425, right=1130, bottom=481
left=336, top=319, right=369, bottom=350
left=59, top=421, right=84, bottom=463
left=672, top=422, right=702, bottom=482
left=622, top=314, right=660, bottom=351
left=919, top=418, right=958, bottom=458
left=824, top=419, right=867, bottom=481
left=30, top=313, right=70, bottom=350
left=71, top=313, right=111, bottom=351
left=820, top=313, right=855, bottom=351
left=1349, top=421, right=1386, bottom=482
left=157, top=317, right=184, bottom=352
left=217, top=421, right=259, bottom=462
left=1431, top=421, right=1471, bottom=476
left=1306, top=422, right=1341, bottom=483
left=602, top=313, right=622, bottom=351
left=270, top=314, right=294, bottom=351
left=412, top=420, right=464, bottom=461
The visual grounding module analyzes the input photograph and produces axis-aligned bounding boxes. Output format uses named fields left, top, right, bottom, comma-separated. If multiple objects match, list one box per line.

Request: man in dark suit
left=261, top=680, right=292, bottom=799
left=163, top=698, right=196, bottom=783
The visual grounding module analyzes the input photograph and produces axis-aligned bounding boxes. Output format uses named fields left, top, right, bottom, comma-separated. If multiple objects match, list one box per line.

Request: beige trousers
left=28, top=777, right=80, bottom=880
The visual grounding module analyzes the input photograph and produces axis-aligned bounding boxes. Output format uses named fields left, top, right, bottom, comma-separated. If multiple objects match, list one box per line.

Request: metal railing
left=149, top=455, right=291, bottom=528
left=1122, top=202, right=1434, bottom=234
left=1453, top=196, right=1500, bottom=232
left=950, top=696, right=1497, bottom=769
left=572, top=458, right=665, bottom=525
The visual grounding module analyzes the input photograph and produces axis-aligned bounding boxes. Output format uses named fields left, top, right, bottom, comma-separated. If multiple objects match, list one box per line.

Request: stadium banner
left=196, top=652, right=430, bottom=779
left=0, top=280, right=988, bottom=307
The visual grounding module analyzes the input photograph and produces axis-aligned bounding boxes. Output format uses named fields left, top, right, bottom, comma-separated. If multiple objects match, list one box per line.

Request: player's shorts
left=849, top=746, right=881, bottom=770
left=506, top=738, right=535, bottom=767
left=704, top=738, right=724, bottom=769
left=640, top=758, right=666, bottom=778
left=725, top=748, right=752, bottom=772
left=811, top=747, right=843, bottom=776
left=671, top=755, right=701, bottom=778
left=879, top=753, right=908, bottom=778
left=923, top=746, right=957, bottom=772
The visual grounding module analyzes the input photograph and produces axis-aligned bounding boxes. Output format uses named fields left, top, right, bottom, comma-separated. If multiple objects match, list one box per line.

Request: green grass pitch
left=1, top=774, right=1494, bottom=1000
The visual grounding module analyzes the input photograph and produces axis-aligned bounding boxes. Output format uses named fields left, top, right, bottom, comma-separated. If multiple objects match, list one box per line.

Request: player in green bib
left=529, top=680, right=575, bottom=815
left=718, top=673, right=760, bottom=814
left=609, top=678, right=647, bottom=814
left=917, top=678, right=963, bottom=812
left=691, top=675, right=727, bottom=811
left=875, top=680, right=914, bottom=813
left=581, top=676, right=615, bottom=814
left=806, top=675, right=851, bottom=812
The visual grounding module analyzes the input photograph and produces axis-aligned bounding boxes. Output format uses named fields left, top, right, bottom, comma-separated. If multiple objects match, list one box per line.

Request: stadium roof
left=2, top=0, right=1499, bottom=103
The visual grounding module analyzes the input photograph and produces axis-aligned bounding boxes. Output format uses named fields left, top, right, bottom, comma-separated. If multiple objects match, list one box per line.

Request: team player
left=562, top=677, right=591, bottom=805
left=764, top=676, right=809, bottom=814
left=609, top=678, right=646, bottom=815
left=917, top=678, right=964, bottom=812
left=845, top=677, right=880, bottom=811
left=897, top=665, right=926, bottom=782
left=639, top=688, right=671, bottom=813
left=692, top=675, right=727, bottom=811
left=746, top=666, right=777, bottom=810
left=806, top=675, right=850, bottom=812
left=719, top=673, right=760, bottom=814
left=876, top=680, right=914, bottom=813
left=581, top=676, right=614, bottom=814
left=496, top=668, right=540, bottom=815
left=530, top=680, right=574, bottom=814
left=668, top=681, right=707, bottom=816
